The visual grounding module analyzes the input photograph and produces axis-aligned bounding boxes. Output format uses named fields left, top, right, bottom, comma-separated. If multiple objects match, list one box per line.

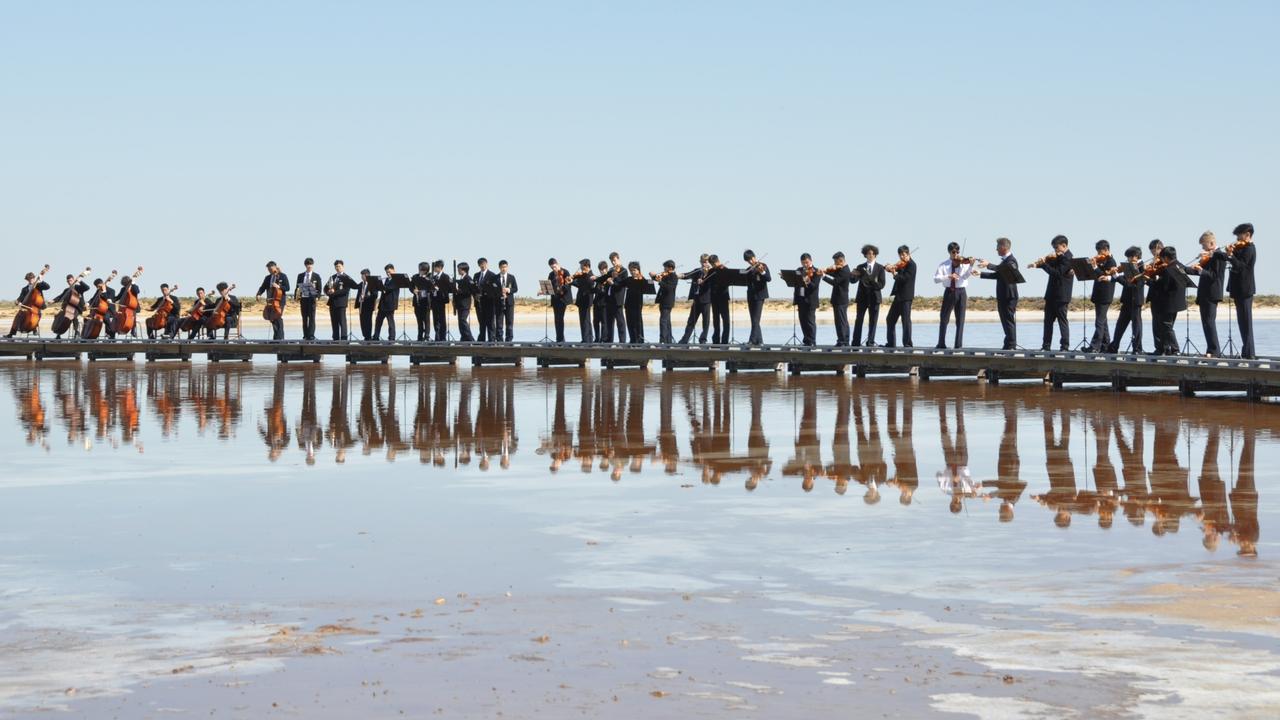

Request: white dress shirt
left=934, top=259, right=974, bottom=289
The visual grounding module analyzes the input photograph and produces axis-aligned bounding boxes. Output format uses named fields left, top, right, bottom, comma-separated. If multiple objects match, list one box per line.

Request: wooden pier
left=0, top=338, right=1276, bottom=400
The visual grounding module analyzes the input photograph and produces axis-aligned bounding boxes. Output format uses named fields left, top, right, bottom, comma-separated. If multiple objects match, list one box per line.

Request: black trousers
left=1198, top=301, right=1219, bottom=355
left=1234, top=296, right=1254, bottom=358
left=852, top=301, right=879, bottom=346
left=165, top=315, right=180, bottom=338
left=1042, top=300, right=1069, bottom=350
left=712, top=299, right=730, bottom=343
left=1090, top=303, right=1111, bottom=351
left=938, top=288, right=966, bottom=348
left=413, top=299, right=431, bottom=340
left=1110, top=300, right=1142, bottom=352
left=625, top=303, right=644, bottom=343
left=996, top=297, right=1017, bottom=349
left=431, top=299, right=448, bottom=341
left=268, top=315, right=284, bottom=341
left=1155, top=310, right=1178, bottom=354
left=593, top=303, right=607, bottom=342
left=359, top=304, right=375, bottom=340
left=797, top=301, right=818, bottom=346
left=658, top=304, right=674, bottom=344
left=746, top=298, right=764, bottom=345
left=477, top=300, right=492, bottom=341
left=300, top=297, right=317, bottom=340
left=603, top=303, right=622, bottom=342
left=551, top=303, right=567, bottom=342
left=577, top=304, right=593, bottom=342
left=832, top=303, right=850, bottom=345
left=885, top=299, right=912, bottom=347
left=680, top=302, right=710, bottom=343
left=328, top=302, right=347, bottom=340
left=456, top=303, right=474, bottom=341
left=499, top=301, right=515, bottom=341
left=373, top=307, right=395, bottom=340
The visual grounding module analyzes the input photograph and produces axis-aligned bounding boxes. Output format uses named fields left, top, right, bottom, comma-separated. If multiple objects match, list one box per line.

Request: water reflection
left=0, top=363, right=1269, bottom=557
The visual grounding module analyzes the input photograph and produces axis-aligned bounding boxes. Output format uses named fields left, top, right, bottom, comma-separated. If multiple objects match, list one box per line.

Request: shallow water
left=0, top=362, right=1276, bottom=718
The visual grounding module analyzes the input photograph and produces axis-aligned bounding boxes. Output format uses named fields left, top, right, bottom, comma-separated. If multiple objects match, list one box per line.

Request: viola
left=110, top=266, right=145, bottom=336
left=50, top=266, right=92, bottom=336
left=80, top=269, right=118, bottom=339
left=207, top=284, right=237, bottom=331
left=11, top=264, right=51, bottom=335
left=262, top=275, right=284, bottom=322
left=145, top=284, right=179, bottom=333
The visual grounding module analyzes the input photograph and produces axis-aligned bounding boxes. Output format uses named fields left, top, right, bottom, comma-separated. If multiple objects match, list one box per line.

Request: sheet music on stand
left=995, top=261, right=1026, bottom=285
left=411, top=274, right=436, bottom=298
left=388, top=273, right=413, bottom=290
left=779, top=269, right=805, bottom=288
left=537, top=279, right=553, bottom=296
left=1069, top=258, right=1098, bottom=281
left=624, top=278, right=657, bottom=295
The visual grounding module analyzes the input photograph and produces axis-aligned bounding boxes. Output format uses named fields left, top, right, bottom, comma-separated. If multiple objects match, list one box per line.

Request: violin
left=110, top=266, right=145, bottom=336
left=11, top=264, right=51, bottom=335
left=80, top=269, right=118, bottom=339
left=802, top=265, right=823, bottom=283
left=262, top=274, right=284, bottom=322
left=1226, top=237, right=1252, bottom=256
left=1141, top=258, right=1167, bottom=280
left=887, top=259, right=909, bottom=273
left=748, top=258, right=768, bottom=275
left=571, top=268, right=593, bottom=281
left=207, top=284, right=237, bottom=331
left=50, top=266, right=92, bottom=336
left=1027, top=253, right=1057, bottom=269
left=145, top=285, right=179, bottom=333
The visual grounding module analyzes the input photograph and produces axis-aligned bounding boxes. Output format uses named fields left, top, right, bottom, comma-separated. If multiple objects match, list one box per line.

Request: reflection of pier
left=1, top=338, right=1278, bottom=400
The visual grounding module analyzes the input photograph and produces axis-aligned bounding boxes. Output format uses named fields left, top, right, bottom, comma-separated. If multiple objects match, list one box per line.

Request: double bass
left=262, top=275, right=284, bottom=322
left=10, top=264, right=51, bottom=335
left=145, top=284, right=179, bottom=334
left=81, top=269, right=118, bottom=339
left=207, top=284, right=237, bottom=332
left=110, top=266, right=145, bottom=337
left=50, top=267, right=92, bottom=336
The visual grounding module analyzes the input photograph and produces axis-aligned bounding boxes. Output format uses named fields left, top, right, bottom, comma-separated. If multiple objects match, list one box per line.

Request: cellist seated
left=5, top=270, right=51, bottom=338
left=202, top=282, right=243, bottom=340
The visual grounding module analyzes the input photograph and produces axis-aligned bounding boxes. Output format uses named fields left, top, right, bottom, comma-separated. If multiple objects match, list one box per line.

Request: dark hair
left=334, top=259, right=344, bottom=266
left=432, top=260, right=444, bottom=269
left=663, top=259, right=676, bottom=269
left=1160, top=246, right=1177, bottom=261
left=897, top=244, right=911, bottom=255
left=995, top=237, right=1011, bottom=251
left=160, top=283, right=170, bottom=290
left=628, top=261, right=640, bottom=271
left=547, top=258, right=558, bottom=266
left=196, top=286, right=206, bottom=293
left=23, top=271, right=35, bottom=281
left=947, top=242, right=961, bottom=253
left=477, top=257, right=488, bottom=264
left=1148, top=239, right=1163, bottom=251
left=861, top=244, right=878, bottom=257
left=384, top=263, right=395, bottom=272
left=458, top=262, right=470, bottom=271
left=304, top=257, right=314, bottom=265
left=121, top=276, right=132, bottom=286
left=1051, top=235, right=1069, bottom=248
left=1095, top=239, right=1110, bottom=252
left=498, top=260, right=509, bottom=267
left=1125, top=245, right=1142, bottom=259
left=1234, top=222, right=1254, bottom=236
left=579, top=258, right=591, bottom=268
left=609, top=251, right=620, bottom=261
left=360, top=268, right=370, bottom=276
left=216, top=281, right=229, bottom=291
left=743, top=249, right=756, bottom=261
left=832, top=251, right=845, bottom=261
left=266, top=261, right=277, bottom=268
left=93, top=278, right=104, bottom=286
left=597, top=261, right=608, bottom=270
left=418, top=262, right=430, bottom=271
left=708, top=254, right=720, bottom=264
left=800, top=252, right=812, bottom=261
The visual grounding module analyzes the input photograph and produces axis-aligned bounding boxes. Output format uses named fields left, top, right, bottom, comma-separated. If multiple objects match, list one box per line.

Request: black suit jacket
left=295, top=271, right=322, bottom=301
left=452, top=275, right=475, bottom=310
left=1090, top=257, right=1118, bottom=305
left=979, top=256, right=1018, bottom=302
left=53, top=282, right=91, bottom=310
left=548, top=270, right=573, bottom=308
left=572, top=273, right=594, bottom=308
left=744, top=265, right=771, bottom=302
left=377, top=276, right=399, bottom=312
left=889, top=260, right=917, bottom=301
left=680, top=268, right=704, bottom=301
left=605, top=266, right=628, bottom=307
left=822, top=266, right=852, bottom=305
left=353, top=279, right=380, bottom=312
left=656, top=272, right=679, bottom=308
left=1226, top=243, right=1255, bottom=300
left=496, top=273, right=517, bottom=308
left=854, top=262, right=885, bottom=306
left=1117, top=263, right=1145, bottom=305
left=258, top=273, right=290, bottom=300
left=16, top=282, right=51, bottom=305
left=1192, top=250, right=1227, bottom=304
left=1151, top=265, right=1189, bottom=314
left=1041, top=252, right=1074, bottom=303
left=793, top=268, right=822, bottom=304
left=325, top=272, right=355, bottom=308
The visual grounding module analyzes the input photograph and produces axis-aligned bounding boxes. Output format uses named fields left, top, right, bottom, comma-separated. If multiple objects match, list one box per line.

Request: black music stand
left=1166, top=266, right=1199, bottom=355
left=1070, top=258, right=1098, bottom=351
left=713, top=269, right=750, bottom=343
left=537, top=279, right=553, bottom=342
left=387, top=273, right=413, bottom=341
left=779, top=270, right=804, bottom=345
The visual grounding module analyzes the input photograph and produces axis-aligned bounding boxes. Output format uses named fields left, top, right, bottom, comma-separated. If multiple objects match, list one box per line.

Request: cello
left=10, top=264, right=51, bottom=336
left=81, top=269, right=118, bottom=339
left=50, top=267, right=92, bottom=336
left=110, top=266, right=144, bottom=337
left=179, top=290, right=208, bottom=333
left=145, top=284, right=179, bottom=334
left=262, top=275, right=284, bottom=322
left=207, top=284, right=237, bottom=332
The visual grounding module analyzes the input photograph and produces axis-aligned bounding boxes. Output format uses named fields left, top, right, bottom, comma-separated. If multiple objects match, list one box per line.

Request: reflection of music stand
left=779, top=270, right=804, bottom=345
left=1070, top=258, right=1098, bottom=351
left=537, top=279, right=553, bottom=342
left=388, top=273, right=413, bottom=341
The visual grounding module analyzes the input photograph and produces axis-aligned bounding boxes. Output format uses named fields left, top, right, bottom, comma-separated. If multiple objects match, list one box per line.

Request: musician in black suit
left=295, top=257, right=322, bottom=340
left=822, top=252, right=852, bottom=346
left=1188, top=231, right=1228, bottom=356
left=84, top=277, right=115, bottom=339
left=453, top=262, right=475, bottom=341
left=430, top=260, right=452, bottom=341
left=1108, top=247, right=1145, bottom=353
left=546, top=258, right=573, bottom=343
left=977, top=237, right=1019, bottom=350
left=473, top=258, right=497, bottom=341
left=601, top=252, right=627, bottom=343
left=412, top=261, right=434, bottom=341
left=1030, top=235, right=1073, bottom=351
left=572, top=259, right=595, bottom=343
left=51, top=273, right=90, bottom=338
left=1150, top=247, right=1189, bottom=355
left=207, top=281, right=241, bottom=339
left=742, top=250, right=771, bottom=345
left=1087, top=240, right=1118, bottom=352
left=146, top=283, right=182, bottom=339
left=255, top=261, right=290, bottom=341
left=793, top=253, right=822, bottom=346
left=1145, top=238, right=1165, bottom=349
left=373, top=263, right=398, bottom=341
left=1226, top=222, right=1256, bottom=359
left=652, top=259, right=679, bottom=344
left=678, top=254, right=711, bottom=344
left=707, top=254, right=731, bottom=344
left=592, top=260, right=610, bottom=342
left=494, top=260, right=517, bottom=342
left=884, top=246, right=915, bottom=348
left=325, top=260, right=355, bottom=341
left=624, top=261, right=646, bottom=343
left=852, top=245, right=886, bottom=347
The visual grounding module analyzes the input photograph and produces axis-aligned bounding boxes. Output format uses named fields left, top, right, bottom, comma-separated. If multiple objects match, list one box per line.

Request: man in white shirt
left=934, top=242, right=974, bottom=348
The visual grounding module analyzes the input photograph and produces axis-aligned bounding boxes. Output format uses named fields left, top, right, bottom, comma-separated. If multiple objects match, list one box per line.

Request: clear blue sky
left=2, top=1, right=1276, bottom=297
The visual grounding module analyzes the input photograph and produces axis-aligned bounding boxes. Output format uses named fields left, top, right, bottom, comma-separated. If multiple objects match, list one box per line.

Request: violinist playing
left=885, top=245, right=916, bottom=348
left=1226, top=222, right=1256, bottom=359
left=50, top=270, right=91, bottom=339
left=1187, top=231, right=1229, bottom=357
left=146, top=283, right=182, bottom=339
left=821, top=252, right=853, bottom=346
left=707, top=254, right=731, bottom=344
left=1148, top=246, right=1190, bottom=355
left=792, top=252, right=823, bottom=346
left=546, top=257, right=574, bottom=343
left=677, top=253, right=712, bottom=344
left=592, top=259, right=611, bottom=342
left=603, top=252, right=628, bottom=343
left=6, top=266, right=51, bottom=338
left=623, top=261, right=646, bottom=344
left=650, top=259, right=679, bottom=344
left=571, top=258, right=594, bottom=343
left=933, top=242, right=974, bottom=349
left=1143, top=238, right=1165, bottom=347
left=1087, top=240, right=1119, bottom=352
left=255, top=261, right=290, bottom=340
left=1107, top=246, right=1146, bottom=354
left=429, top=260, right=453, bottom=342
left=742, top=250, right=771, bottom=345
left=1028, top=235, right=1073, bottom=352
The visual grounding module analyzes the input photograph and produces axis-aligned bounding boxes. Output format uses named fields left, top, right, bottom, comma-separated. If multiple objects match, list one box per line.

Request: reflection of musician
left=1230, top=430, right=1258, bottom=557
left=1149, top=419, right=1194, bottom=536
left=259, top=368, right=290, bottom=461
left=991, top=402, right=1024, bottom=522
left=296, top=368, right=323, bottom=465
left=854, top=394, right=886, bottom=503
left=1197, top=427, right=1228, bottom=552
left=1114, top=416, right=1150, bottom=528
left=936, top=398, right=975, bottom=514
left=782, top=384, right=822, bottom=492
left=326, top=372, right=355, bottom=464
left=1034, top=408, right=1078, bottom=528
left=295, top=257, right=322, bottom=341
left=1089, top=411, right=1119, bottom=528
